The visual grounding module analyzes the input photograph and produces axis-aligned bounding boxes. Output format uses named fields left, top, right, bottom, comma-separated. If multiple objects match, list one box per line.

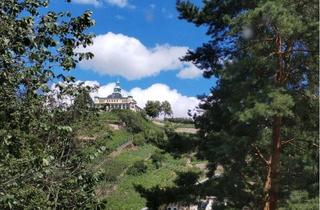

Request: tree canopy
left=177, top=0, right=318, bottom=209
left=144, top=100, right=173, bottom=118
left=0, top=0, right=103, bottom=208
left=161, top=101, right=173, bottom=118
left=144, top=100, right=162, bottom=118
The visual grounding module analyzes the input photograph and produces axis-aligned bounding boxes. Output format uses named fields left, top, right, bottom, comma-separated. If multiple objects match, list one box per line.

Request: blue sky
left=49, top=0, right=215, bottom=117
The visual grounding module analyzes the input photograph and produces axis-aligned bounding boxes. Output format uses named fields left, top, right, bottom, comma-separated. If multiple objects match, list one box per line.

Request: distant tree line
left=165, top=117, right=194, bottom=124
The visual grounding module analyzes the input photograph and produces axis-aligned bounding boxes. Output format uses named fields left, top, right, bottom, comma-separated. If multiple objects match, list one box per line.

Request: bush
left=151, top=150, right=165, bottom=168
left=115, top=110, right=148, bottom=133
left=144, top=129, right=168, bottom=148
left=175, top=171, right=200, bottom=187
left=133, top=133, right=145, bottom=146
left=126, top=160, right=147, bottom=176
left=103, top=160, right=127, bottom=183
left=165, top=133, right=199, bottom=154
left=279, top=191, right=319, bottom=210
left=164, top=122, right=176, bottom=136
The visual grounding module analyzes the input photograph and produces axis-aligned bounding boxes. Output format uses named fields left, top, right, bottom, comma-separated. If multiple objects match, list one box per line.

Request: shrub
left=166, top=133, right=199, bottom=154
left=133, top=133, right=145, bottom=146
left=116, top=110, right=148, bottom=133
left=151, top=150, right=165, bottom=168
left=126, top=160, right=147, bottom=176
left=164, top=122, right=176, bottom=136
left=103, top=160, right=127, bottom=183
left=144, top=129, right=168, bottom=148
left=175, top=171, right=200, bottom=187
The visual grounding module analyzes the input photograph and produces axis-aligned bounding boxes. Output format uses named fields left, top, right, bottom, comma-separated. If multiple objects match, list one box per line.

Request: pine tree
left=177, top=0, right=318, bottom=209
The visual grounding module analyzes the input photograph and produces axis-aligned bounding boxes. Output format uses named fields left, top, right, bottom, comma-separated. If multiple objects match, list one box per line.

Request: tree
left=0, top=0, right=103, bottom=209
left=71, top=83, right=96, bottom=121
left=161, top=100, right=173, bottom=118
left=144, top=100, right=162, bottom=118
left=177, top=0, right=318, bottom=209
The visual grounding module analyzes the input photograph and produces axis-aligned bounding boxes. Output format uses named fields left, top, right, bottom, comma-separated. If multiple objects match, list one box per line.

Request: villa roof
left=94, top=81, right=135, bottom=101
left=106, top=92, right=125, bottom=99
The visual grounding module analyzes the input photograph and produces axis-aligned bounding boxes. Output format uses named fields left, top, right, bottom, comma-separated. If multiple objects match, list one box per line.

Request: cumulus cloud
left=47, top=80, right=198, bottom=117
left=73, top=0, right=101, bottom=7
left=73, top=0, right=134, bottom=8
left=129, top=84, right=199, bottom=117
left=105, top=0, right=134, bottom=8
left=78, top=32, right=201, bottom=80
left=89, top=81, right=199, bottom=117
left=177, top=64, right=202, bottom=79
left=46, top=81, right=100, bottom=108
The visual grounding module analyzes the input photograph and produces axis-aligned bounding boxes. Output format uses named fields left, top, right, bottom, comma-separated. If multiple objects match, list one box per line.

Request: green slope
left=74, top=110, right=204, bottom=210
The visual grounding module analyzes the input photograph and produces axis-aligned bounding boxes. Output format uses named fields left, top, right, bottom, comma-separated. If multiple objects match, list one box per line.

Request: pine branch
left=281, top=138, right=295, bottom=145
left=251, top=143, right=270, bottom=166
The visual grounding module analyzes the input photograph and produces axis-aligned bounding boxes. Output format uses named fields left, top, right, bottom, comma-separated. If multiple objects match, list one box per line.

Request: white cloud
left=78, top=32, right=201, bottom=80
left=90, top=82, right=120, bottom=98
left=79, top=80, right=100, bottom=87
left=73, top=0, right=134, bottom=8
left=105, top=0, right=134, bottom=8
left=177, top=64, right=202, bottom=79
left=90, top=81, right=199, bottom=117
left=73, top=0, right=101, bottom=7
left=46, top=81, right=100, bottom=108
left=47, top=80, right=198, bottom=117
left=130, top=84, right=199, bottom=118
left=115, top=15, right=125, bottom=20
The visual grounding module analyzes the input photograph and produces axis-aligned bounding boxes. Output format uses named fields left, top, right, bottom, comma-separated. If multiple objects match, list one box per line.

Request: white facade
left=94, top=81, right=141, bottom=112
left=161, top=196, right=217, bottom=210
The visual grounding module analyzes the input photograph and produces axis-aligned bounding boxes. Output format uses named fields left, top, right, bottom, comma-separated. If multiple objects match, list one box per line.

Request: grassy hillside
left=73, top=110, right=204, bottom=209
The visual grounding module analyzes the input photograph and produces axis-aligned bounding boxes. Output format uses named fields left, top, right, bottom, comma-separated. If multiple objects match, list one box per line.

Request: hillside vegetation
left=1, top=0, right=317, bottom=209
left=73, top=110, right=205, bottom=209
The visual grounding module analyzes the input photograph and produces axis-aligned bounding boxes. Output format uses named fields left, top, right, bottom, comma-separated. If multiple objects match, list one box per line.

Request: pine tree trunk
left=263, top=116, right=282, bottom=210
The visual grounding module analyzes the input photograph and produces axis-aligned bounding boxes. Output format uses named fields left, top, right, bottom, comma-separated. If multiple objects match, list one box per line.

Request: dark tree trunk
left=263, top=116, right=282, bottom=210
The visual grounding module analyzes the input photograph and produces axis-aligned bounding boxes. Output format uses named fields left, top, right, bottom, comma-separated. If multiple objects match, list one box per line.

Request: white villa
left=94, top=81, right=142, bottom=112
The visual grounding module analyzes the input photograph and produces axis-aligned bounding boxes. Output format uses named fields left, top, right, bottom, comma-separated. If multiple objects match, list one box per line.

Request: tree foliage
left=177, top=0, right=318, bottom=209
left=144, top=100, right=162, bottom=118
left=116, top=109, right=150, bottom=133
left=0, top=0, right=103, bottom=208
left=144, top=100, right=173, bottom=118
left=161, top=100, right=173, bottom=118
left=71, top=84, right=97, bottom=121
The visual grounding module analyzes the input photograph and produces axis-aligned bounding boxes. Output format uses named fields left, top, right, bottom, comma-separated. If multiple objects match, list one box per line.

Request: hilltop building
left=94, top=81, right=141, bottom=112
